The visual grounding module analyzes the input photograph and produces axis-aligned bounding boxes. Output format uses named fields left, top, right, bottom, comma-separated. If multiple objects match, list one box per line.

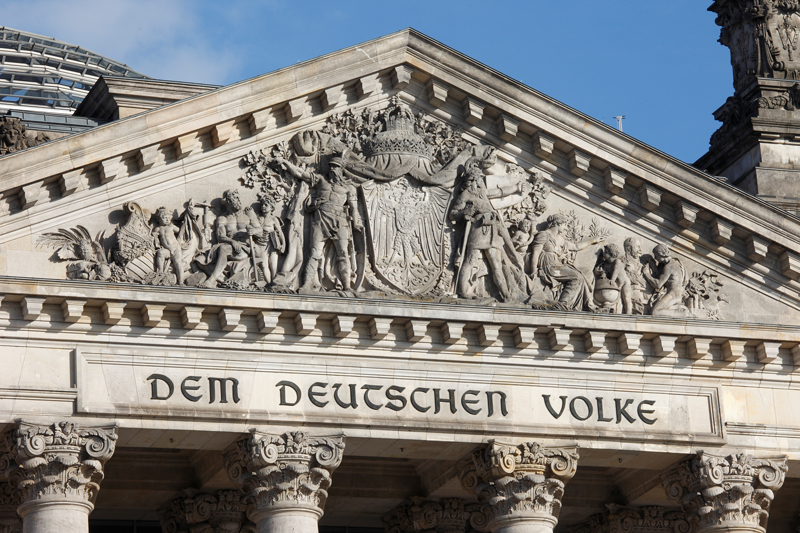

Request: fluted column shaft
left=459, top=441, right=579, bottom=533
left=661, top=452, right=788, bottom=533
left=224, top=430, right=344, bottom=533
left=2, top=422, right=116, bottom=533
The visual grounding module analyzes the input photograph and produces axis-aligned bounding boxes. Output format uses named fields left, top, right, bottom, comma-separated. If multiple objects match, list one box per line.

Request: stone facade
left=0, top=25, right=797, bottom=533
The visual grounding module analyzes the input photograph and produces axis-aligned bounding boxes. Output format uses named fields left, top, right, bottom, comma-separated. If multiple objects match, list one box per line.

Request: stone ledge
left=1, top=277, right=798, bottom=371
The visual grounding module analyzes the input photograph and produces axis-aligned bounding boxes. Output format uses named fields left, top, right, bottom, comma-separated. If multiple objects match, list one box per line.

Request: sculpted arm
left=274, top=157, right=315, bottom=184
left=348, top=187, right=363, bottom=231
left=642, top=262, right=669, bottom=290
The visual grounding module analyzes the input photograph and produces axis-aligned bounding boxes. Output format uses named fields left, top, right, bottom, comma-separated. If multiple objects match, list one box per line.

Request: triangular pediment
left=2, top=29, right=800, bottom=326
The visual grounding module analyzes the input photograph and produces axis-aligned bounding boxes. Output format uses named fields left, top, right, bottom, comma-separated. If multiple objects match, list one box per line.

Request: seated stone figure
left=200, top=189, right=260, bottom=288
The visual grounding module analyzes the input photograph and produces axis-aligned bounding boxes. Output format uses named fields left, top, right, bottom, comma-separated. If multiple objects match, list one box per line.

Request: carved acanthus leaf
left=661, top=452, right=787, bottom=531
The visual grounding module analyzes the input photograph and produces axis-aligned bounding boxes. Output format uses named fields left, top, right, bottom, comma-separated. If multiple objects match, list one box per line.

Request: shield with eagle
left=361, top=177, right=451, bottom=296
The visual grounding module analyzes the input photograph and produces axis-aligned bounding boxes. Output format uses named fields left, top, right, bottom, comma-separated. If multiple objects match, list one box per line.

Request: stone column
left=159, top=489, right=255, bottom=532
left=458, top=441, right=579, bottom=533
left=223, top=430, right=344, bottom=533
left=383, top=498, right=474, bottom=533
left=661, top=452, right=788, bottom=533
left=5, top=422, right=117, bottom=533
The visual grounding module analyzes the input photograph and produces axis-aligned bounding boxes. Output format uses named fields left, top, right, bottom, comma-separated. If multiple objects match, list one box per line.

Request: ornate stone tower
left=696, top=0, right=800, bottom=213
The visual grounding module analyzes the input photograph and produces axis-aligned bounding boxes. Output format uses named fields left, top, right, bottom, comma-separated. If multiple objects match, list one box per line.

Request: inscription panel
left=74, top=349, right=724, bottom=443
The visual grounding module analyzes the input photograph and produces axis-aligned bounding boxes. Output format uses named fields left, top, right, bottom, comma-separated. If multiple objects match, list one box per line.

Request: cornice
left=1, top=277, right=799, bottom=377
left=0, top=29, right=797, bottom=270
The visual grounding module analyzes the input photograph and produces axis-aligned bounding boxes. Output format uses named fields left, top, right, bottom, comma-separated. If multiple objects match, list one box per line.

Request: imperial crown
left=362, top=97, right=435, bottom=160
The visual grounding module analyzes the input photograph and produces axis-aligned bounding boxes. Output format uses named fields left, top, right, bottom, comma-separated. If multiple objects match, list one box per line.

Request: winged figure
left=37, top=226, right=111, bottom=281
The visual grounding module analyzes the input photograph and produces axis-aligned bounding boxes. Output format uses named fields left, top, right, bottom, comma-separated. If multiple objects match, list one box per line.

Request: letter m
left=208, top=377, right=240, bottom=404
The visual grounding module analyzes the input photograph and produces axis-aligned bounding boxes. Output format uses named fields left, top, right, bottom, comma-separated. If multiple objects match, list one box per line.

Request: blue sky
left=4, top=0, right=730, bottom=164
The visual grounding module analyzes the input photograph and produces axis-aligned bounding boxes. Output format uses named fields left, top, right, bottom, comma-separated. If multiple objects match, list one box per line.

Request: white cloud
left=2, top=0, right=242, bottom=84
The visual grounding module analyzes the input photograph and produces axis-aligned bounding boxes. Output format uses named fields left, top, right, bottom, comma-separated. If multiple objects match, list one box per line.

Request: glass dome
left=0, top=26, right=147, bottom=115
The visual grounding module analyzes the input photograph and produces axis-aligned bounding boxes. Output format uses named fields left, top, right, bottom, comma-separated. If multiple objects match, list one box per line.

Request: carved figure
left=642, top=244, right=686, bottom=316
left=276, top=156, right=363, bottom=291
left=450, top=161, right=527, bottom=302
left=200, top=189, right=260, bottom=288
left=152, top=207, right=187, bottom=285
left=530, top=213, right=604, bottom=311
left=253, top=195, right=286, bottom=284
left=37, top=226, right=111, bottom=281
left=0, top=117, right=27, bottom=155
left=593, top=244, right=632, bottom=313
left=511, top=216, right=536, bottom=255
left=622, top=238, right=647, bottom=314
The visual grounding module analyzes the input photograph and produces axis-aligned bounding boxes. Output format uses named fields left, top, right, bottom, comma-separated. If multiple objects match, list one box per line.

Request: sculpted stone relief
left=0, top=116, right=50, bottom=156
left=38, top=97, right=727, bottom=318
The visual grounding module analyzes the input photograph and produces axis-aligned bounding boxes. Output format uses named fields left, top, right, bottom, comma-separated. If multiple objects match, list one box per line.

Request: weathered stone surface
left=460, top=441, right=578, bottom=533
left=661, top=452, right=787, bottom=533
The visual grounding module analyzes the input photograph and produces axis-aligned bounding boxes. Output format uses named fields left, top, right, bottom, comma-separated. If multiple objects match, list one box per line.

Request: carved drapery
left=383, top=497, right=475, bottom=533
left=159, top=489, right=256, bottom=533
left=223, top=430, right=345, bottom=522
left=459, top=441, right=579, bottom=532
left=661, top=452, right=787, bottom=533
left=569, top=505, right=691, bottom=533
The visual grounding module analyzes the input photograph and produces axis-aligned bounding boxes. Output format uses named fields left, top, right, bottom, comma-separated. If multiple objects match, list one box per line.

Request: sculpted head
left=155, top=207, right=172, bottom=226
left=546, top=213, right=570, bottom=232
left=624, top=237, right=641, bottom=258
left=328, top=156, right=345, bottom=182
left=77, top=239, right=94, bottom=261
left=653, top=243, right=671, bottom=263
left=222, top=189, right=242, bottom=212
left=518, top=217, right=533, bottom=233
left=604, top=243, right=621, bottom=261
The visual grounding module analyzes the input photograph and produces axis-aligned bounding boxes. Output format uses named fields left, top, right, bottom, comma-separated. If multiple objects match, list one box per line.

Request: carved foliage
left=7, top=422, right=116, bottom=506
left=160, top=490, right=256, bottom=533
left=661, top=452, right=787, bottom=531
left=459, top=441, right=579, bottom=531
left=384, top=498, right=475, bottom=533
left=223, top=431, right=344, bottom=516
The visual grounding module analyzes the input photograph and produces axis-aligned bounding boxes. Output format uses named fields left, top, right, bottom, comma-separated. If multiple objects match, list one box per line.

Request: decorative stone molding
left=159, top=489, right=256, bottom=533
left=383, top=498, right=475, bottom=533
left=4, top=422, right=117, bottom=514
left=661, top=452, right=788, bottom=533
left=459, top=441, right=579, bottom=533
left=223, top=430, right=345, bottom=522
left=570, top=505, right=691, bottom=533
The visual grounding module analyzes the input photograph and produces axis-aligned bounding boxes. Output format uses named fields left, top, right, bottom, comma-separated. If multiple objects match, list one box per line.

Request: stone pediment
left=1, top=29, right=800, bottom=327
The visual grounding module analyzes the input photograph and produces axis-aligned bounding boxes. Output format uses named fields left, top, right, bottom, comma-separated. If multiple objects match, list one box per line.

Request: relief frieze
left=38, top=97, right=727, bottom=319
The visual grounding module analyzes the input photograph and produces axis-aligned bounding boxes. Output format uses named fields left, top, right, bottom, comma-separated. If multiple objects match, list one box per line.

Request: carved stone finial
left=4, top=422, right=117, bottom=516
left=223, top=430, right=345, bottom=523
left=159, top=489, right=256, bottom=533
left=570, top=506, right=691, bottom=533
left=383, top=498, right=475, bottom=533
left=661, top=452, right=787, bottom=533
left=458, top=441, right=579, bottom=533
left=710, top=1, right=800, bottom=93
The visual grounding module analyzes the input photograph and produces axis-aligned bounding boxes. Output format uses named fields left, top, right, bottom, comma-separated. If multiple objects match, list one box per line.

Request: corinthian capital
left=661, top=452, right=787, bottom=533
left=7, top=422, right=116, bottom=511
left=159, top=489, right=256, bottom=533
left=570, top=506, right=691, bottom=533
left=459, top=441, right=579, bottom=532
left=223, top=430, right=344, bottom=521
left=383, top=498, right=475, bottom=533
